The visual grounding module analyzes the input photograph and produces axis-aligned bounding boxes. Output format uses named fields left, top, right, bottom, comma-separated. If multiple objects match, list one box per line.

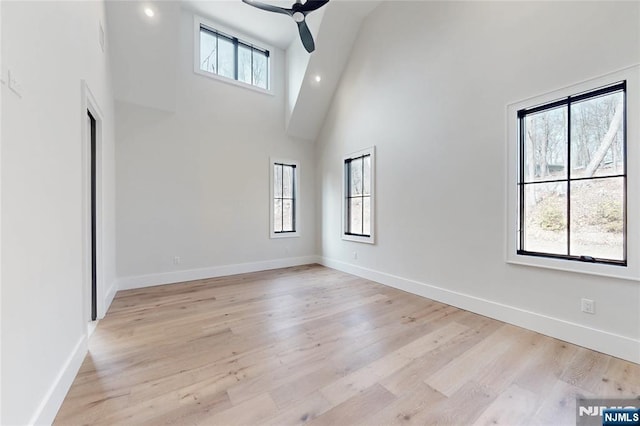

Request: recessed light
left=314, top=75, right=321, bottom=83
left=144, top=7, right=155, bottom=18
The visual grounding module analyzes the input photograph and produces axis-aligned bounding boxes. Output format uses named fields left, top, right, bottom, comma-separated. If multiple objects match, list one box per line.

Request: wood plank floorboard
left=55, top=264, right=640, bottom=425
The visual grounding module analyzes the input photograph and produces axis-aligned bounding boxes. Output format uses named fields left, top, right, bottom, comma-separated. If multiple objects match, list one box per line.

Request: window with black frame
left=273, top=163, right=296, bottom=234
left=517, top=82, right=626, bottom=265
left=345, top=154, right=372, bottom=237
left=199, top=25, right=269, bottom=90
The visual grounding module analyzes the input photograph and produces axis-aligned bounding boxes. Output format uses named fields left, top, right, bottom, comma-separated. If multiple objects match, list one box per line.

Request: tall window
left=270, top=160, right=298, bottom=238
left=517, top=82, right=626, bottom=265
left=343, top=147, right=375, bottom=244
left=196, top=19, right=270, bottom=92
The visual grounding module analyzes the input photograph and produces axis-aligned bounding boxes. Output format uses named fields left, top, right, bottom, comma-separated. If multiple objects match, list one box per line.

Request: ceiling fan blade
left=299, top=0, right=329, bottom=13
left=242, top=0, right=292, bottom=16
left=297, top=19, right=315, bottom=53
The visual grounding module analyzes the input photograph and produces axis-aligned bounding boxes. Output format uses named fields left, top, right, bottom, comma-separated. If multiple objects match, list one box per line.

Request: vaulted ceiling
left=105, top=0, right=380, bottom=141
left=183, top=0, right=302, bottom=49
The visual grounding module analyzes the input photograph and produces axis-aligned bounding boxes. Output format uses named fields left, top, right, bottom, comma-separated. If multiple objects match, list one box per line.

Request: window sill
left=194, top=68, right=274, bottom=96
left=506, top=252, right=639, bottom=282
left=342, top=234, right=375, bottom=244
left=270, top=232, right=299, bottom=239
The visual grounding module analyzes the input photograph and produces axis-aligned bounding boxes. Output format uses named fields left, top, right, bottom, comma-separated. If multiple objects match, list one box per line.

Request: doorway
left=82, top=81, right=103, bottom=327
left=88, top=110, right=97, bottom=321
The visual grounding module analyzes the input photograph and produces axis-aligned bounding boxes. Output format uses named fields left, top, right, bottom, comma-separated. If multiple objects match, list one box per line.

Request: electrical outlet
left=581, top=298, right=595, bottom=314
left=173, top=256, right=181, bottom=265
left=353, top=251, right=358, bottom=260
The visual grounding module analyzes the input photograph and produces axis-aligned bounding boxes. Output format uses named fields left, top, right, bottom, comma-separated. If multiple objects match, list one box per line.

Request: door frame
left=81, top=81, right=104, bottom=326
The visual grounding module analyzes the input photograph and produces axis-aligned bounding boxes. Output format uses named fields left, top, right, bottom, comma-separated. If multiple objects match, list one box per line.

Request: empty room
left=1, top=0, right=639, bottom=425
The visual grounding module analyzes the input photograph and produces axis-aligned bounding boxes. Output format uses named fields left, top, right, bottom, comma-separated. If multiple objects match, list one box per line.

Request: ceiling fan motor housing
left=242, top=0, right=330, bottom=53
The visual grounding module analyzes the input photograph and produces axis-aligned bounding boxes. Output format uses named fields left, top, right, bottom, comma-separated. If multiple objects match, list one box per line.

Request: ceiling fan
left=241, top=0, right=329, bottom=53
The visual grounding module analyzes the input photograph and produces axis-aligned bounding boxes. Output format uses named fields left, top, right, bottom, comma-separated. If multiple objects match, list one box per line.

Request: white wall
left=285, top=37, right=310, bottom=130
left=107, top=1, right=180, bottom=112
left=115, top=8, right=316, bottom=287
left=1, top=1, right=116, bottom=424
left=0, top=1, right=3, bottom=422
left=317, top=1, right=640, bottom=362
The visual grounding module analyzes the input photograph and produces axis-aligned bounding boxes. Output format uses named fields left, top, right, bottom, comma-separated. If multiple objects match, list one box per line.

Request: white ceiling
left=286, top=0, right=381, bottom=140
left=182, top=0, right=375, bottom=50
left=183, top=0, right=300, bottom=49
left=106, top=0, right=381, bottom=139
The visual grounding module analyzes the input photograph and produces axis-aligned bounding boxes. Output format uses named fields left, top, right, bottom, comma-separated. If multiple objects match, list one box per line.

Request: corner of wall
left=29, top=335, right=88, bottom=426
left=117, top=255, right=322, bottom=291
left=103, top=281, right=117, bottom=318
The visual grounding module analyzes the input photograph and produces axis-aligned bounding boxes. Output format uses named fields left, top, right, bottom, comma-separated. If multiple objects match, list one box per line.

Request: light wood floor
left=55, top=264, right=640, bottom=425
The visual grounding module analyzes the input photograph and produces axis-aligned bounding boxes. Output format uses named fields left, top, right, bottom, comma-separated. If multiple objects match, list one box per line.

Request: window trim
left=194, top=15, right=274, bottom=95
left=342, top=147, right=376, bottom=244
left=517, top=82, right=627, bottom=266
left=270, top=158, right=300, bottom=239
left=506, top=65, right=640, bottom=281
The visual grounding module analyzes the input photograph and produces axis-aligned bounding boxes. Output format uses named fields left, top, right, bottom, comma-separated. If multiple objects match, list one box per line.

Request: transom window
left=517, top=82, right=626, bottom=265
left=196, top=18, right=271, bottom=92
left=343, top=147, right=375, bottom=244
left=270, top=160, right=299, bottom=238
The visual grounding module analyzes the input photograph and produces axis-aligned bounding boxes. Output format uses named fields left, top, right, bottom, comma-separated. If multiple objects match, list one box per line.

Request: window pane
left=349, top=198, right=363, bottom=235
left=522, top=182, right=567, bottom=255
left=363, top=196, right=371, bottom=236
left=283, top=200, right=294, bottom=232
left=363, top=155, right=371, bottom=196
left=570, top=177, right=624, bottom=260
left=273, top=199, right=282, bottom=233
left=253, top=49, right=268, bottom=89
left=349, top=159, right=363, bottom=196
left=283, top=165, right=293, bottom=198
left=200, top=29, right=217, bottom=73
left=238, top=44, right=252, bottom=85
left=217, top=36, right=235, bottom=79
left=523, top=106, right=567, bottom=182
left=274, top=164, right=282, bottom=198
left=570, top=91, right=624, bottom=179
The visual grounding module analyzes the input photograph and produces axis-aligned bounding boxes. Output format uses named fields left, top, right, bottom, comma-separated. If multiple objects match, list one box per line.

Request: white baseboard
left=117, top=255, right=321, bottom=291
left=30, top=334, right=88, bottom=425
left=103, top=281, right=117, bottom=318
left=320, top=257, right=640, bottom=364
